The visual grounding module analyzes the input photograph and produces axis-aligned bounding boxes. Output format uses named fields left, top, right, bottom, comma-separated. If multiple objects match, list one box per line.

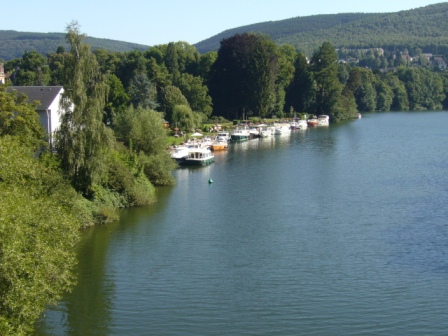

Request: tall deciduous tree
left=274, top=44, right=296, bottom=117
left=128, top=72, right=158, bottom=109
left=9, top=51, right=51, bottom=86
left=165, top=42, right=180, bottom=85
left=55, top=21, right=112, bottom=196
left=172, top=104, right=200, bottom=132
left=159, top=85, right=189, bottom=122
left=310, top=42, right=342, bottom=120
left=209, top=33, right=278, bottom=120
left=177, top=73, right=213, bottom=117
left=0, top=86, right=46, bottom=149
left=0, top=136, right=81, bottom=336
left=285, top=52, right=315, bottom=114
left=345, top=67, right=377, bottom=112
left=104, top=73, right=130, bottom=125
left=114, top=105, right=176, bottom=186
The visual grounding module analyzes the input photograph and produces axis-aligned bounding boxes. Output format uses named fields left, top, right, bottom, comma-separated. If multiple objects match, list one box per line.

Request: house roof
left=7, top=86, right=63, bottom=110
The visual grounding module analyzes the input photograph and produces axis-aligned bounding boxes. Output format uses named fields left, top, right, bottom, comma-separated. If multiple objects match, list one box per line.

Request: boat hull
left=307, top=119, right=318, bottom=127
left=211, top=143, right=228, bottom=151
left=180, top=157, right=214, bottom=166
left=230, top=135, right=249, bottom=141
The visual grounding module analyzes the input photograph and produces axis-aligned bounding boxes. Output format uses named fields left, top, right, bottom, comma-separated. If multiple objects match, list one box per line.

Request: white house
left=7, top=86, right=65, bottom=149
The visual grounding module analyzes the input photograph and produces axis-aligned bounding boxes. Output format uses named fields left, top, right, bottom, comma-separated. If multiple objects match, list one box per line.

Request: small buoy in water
left=208, top=179, right=213, bottom=184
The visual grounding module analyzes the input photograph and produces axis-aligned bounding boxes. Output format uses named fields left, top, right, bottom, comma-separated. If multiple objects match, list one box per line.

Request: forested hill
left=194, top=3, right=448, bottom=55
left=3, top=2, right=448, bottom=60
left=0, top=30, right=149, bottom=60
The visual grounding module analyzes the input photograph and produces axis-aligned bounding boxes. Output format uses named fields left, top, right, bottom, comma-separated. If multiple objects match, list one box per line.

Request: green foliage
left=310, top=42, right=342, bottom=119
left=128, top=72, right=158, bottom=109
left=385, top=73, right=410, bottom=111
left=159, top=85, right=189, bottom=122
left=146, top=57, right=171, bottom=89
left=8, top=50, right=51, bottom=86
left=0, top=85, right=47, bottom=149
left=47, top=51, right=67, bottom=85
left=0, top=30, right=148, bottom=61
left=210, top=33, right=278, bottom=119
left=195, top=3, right=448, bottom=57
left=396, top=67, right=444, bottom=110
left=103, top=144, right=156, bottom=206
left=285, top=52, right=316, bottom=114
left=0, top=136, right=81, bottom=335
left=114, top=105, right=168, bottom=155
left=345, top=67, right=377, bottom=112
left=113, top=105, right=176, bottom=185
left=165, top=42, right=181, bottom=85
left=375, top=79, right=394, bottom=112
left=197, top=51, right=218, bottom=83
left=172, top=104, right=202, bottom=132
left=196, top=13, right=375, bottom=54
left=104, top=73, right=130, bottom=125
left=177, top=73, right=213, bottom=117
left=55, top=22, right=112, bottom=196
left=141, top=152, right=176, bottom=186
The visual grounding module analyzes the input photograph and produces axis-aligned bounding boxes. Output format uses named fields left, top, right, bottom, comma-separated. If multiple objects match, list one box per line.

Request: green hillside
left=0, top=30, right=149, bottom=60
left=3, top=3, right=448, bottom=60
left=195, top=3, right=448, bottom=55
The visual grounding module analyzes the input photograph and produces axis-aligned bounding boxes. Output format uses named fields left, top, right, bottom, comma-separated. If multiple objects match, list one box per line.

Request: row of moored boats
left=170, top=115, right=330, bottom=166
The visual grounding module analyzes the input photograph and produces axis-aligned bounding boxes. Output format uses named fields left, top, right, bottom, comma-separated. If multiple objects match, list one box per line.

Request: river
left=35, top=111, right=448, bottom=335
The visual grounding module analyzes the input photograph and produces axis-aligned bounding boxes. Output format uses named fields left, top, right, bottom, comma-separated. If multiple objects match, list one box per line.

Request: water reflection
left=35, top=114, right=448, bottom=335
left=34, top=187, right=174, bottom=336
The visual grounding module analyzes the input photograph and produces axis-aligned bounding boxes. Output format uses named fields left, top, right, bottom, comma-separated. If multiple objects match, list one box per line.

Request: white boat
left=211, top=137, right=228, bottom=151
left=297, top=119, right=308, bottom=130
left=180, top=147, right=215, bottom=166
left=307, top=116, right=318, bottom=127
left=216, top=131, right=230, bottom=141
left=317, top=115, right=330, bottom=126
left=273, top=123, right=290, bottom=135
left=201, top=136, right=213, bottom=149
left=259, top=125, right=272, bottom=138
left=170, top=146, right=190, bottom=163
left=230, top=127, right=250, bottom=141
left=249, top=127, right=260, bottom=138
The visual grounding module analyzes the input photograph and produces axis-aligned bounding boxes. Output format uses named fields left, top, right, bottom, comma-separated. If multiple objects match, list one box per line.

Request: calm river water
left=35, top=111, right=448, bottom=336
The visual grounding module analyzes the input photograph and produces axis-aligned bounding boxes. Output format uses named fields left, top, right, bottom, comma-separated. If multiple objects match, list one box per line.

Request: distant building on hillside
left=7, top=86, right=67, bottom=149
left=433, top=56, right=447, bottom=70
left=0, top=63, right=5, bottom=84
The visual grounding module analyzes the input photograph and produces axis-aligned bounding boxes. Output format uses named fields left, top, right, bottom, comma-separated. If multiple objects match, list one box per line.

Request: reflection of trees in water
left=35, top=187, right=175, bottom=336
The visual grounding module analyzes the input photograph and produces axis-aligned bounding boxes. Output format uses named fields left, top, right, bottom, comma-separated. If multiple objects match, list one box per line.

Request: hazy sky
left=2, top=0, right=444, bottom=46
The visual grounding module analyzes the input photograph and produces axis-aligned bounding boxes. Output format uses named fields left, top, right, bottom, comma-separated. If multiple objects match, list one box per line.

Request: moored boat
left=307, top=116, right=318, bottom=127
left=274, top=123, right=290, bottom=135
left=259, top=125, right=272, bottom=138
left=170, top=146, right=190, bottom=164
left=317, top=115, right=330, bottom=126
left=211, top=137, right=228, bottom=151
left=180, top=147, right=215, bottom=166
left=297, top=119, right=308, bottom=129
left=230, top=127, right=250, bottom=141
left=216, top=131, right=230, bottom=141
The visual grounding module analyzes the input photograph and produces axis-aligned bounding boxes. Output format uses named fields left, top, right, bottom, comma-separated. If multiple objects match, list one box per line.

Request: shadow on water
left=33, top=186, right=175, bottom=336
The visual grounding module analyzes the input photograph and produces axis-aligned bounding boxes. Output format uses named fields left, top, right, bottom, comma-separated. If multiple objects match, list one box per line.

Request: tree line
left=2, top=25, right=448, bottom=334
left=5, top=32, right=448, bottom=124
left=0, top=23, right=176, bottom=335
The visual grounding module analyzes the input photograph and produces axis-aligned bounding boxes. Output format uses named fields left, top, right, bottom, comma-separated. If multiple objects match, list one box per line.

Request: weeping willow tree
left=56, top=21, right=112, bottom=196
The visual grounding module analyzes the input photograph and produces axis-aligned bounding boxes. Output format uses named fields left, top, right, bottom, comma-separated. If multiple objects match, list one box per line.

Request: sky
left=1, top=0, right=445, bottom=46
